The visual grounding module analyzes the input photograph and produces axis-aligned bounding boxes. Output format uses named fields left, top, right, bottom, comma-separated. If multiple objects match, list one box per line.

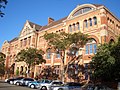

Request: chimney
left=48, top=17, right=54, bottom=24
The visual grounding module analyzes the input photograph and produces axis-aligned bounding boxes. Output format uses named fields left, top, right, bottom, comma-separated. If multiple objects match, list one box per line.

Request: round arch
left=88, top=35, right=99, bottom=44
left=109, top=36, right=115, bottom=43
left=67, top=4, right=97, bottom=19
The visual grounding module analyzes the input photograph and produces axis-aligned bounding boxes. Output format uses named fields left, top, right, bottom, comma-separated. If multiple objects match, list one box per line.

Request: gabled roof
left=92, top=4, right=103, bottom=7
left=28, top=21, right=42, bottom=31
left=9, top=37, right=18, bottom=43
left=40, top=17, right=67, bottom=31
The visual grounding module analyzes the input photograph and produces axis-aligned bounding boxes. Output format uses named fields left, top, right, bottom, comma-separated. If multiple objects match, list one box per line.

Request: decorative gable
left=19, top=20, right=35, bottom=38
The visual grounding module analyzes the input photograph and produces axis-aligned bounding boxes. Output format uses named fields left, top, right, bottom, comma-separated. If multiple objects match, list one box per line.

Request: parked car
left=81, top=83, right=114, bottom=90
left=6, top=77, right=24, bottom=84
left=39, top=80, right=63, bottom=90
left=28, top=79, right=52, bottom=89
left=15, top=77, right=35, bottom=86
left=13, top=77, right=24, bottom=85
left=52, top=82, right=82, bottom=90
left=5, top=78, right=8, bottom=83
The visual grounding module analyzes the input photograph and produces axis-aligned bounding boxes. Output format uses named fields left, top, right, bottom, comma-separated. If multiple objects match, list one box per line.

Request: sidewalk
left=0, top=80, right=5, bottom=83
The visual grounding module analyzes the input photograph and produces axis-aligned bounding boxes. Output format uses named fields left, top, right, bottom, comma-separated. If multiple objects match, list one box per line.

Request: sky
left=0, top=0, right=120, bottom=49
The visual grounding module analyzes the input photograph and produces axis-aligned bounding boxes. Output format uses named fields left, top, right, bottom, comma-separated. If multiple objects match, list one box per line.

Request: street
left=0, top=80, right=36, bottom=90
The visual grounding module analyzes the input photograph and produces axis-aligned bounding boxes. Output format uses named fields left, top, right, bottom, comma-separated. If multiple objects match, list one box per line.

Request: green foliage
left=44, top=31, right=89, bottom=81
left=0, top=52, right=6, bottom=76
left=0, top=0, right=8, bottom=17
left=44, top=31, right=89, bottom=51
left=16, top=69, right=19, bottom=76
left=90, top=36, right=120, bottom=82
left=16, top=48, right=46, bottom=69
left=40, top=66, right=59, bottom=80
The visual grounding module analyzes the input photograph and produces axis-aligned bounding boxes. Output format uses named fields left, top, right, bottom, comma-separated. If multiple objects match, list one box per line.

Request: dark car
left=6, top=77, right=24, bottom=84
left=81, top=84, right=114, bottom=90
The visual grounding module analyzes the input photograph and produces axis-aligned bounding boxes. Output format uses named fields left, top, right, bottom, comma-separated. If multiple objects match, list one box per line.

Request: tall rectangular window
left=28, top=36, right=31, bottom=45
left=93, top=44, right=97, bottom=53
left=73, top=24, right=75, bottom=31
left=47, top=53, right=51, bottom=59
left=89, top=19, right=92, bottom=26
left=86, top=45, right=89, bottom=54
left=77, top=22, right=80, bottom=30
left=69, top=25, right=72, bottom=32
left=20, top=40, right=22, bottom=47
left=93, top=17, right=97, bottom=25
left=24, top=38, right=27, bottom=46
left=56, top=54, right=61, bottom=58
left=90, top=44, right=93, bottom=54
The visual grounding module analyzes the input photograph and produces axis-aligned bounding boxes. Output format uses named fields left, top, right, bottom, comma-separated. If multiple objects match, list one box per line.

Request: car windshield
left=52, top=82, right=63, bottom=85
left=15, top=77, right=24, bottom=80
left=39, top=79, right=52, bottom=83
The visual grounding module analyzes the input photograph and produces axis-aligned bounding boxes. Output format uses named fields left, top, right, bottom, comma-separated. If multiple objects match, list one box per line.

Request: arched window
left=73, top=7, right=92, bottom=17
left=85, top=39, right=97, bottom=54
left=69, top=25, right=72, bottom=32
left=109, top=39, right=115, bottom=45
left=93, top=17, right=97, bottom=25
left=89, top=18, right=92, bottom=26
left=76, top=22, right=80, bottom=30
left=84, top=20, right=88, bottom=28
left=46, top=48, right=51, bottom=59
left=73, top=24, right=76, bottom=31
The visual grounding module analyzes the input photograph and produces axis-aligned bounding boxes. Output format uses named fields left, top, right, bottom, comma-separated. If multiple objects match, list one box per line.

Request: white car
left=39, top=80, right=63, bottom=90
left=28, top=79, right=51, bottom=89
left=5, top=79, right=8, bottom=83
left=52, top=82, right=82, bottom=90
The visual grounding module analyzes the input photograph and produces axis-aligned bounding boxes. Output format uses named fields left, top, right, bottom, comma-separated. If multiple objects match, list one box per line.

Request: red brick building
left=1, top=4, right=120, bottom=81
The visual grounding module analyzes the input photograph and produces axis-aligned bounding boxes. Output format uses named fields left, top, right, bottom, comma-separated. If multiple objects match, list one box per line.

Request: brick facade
left=1, top=4, right=120, bottom=81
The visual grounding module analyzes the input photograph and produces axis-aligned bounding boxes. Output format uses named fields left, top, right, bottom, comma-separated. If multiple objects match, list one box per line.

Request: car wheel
left=16, top=82, right=20, bottom=86
left=30, top=84, right=35, bottom=89
left=41, top=86, right=47, bottom=90
left=10, top=81, right=13, bottom=84
left=58, top=88, right=64, bottom=90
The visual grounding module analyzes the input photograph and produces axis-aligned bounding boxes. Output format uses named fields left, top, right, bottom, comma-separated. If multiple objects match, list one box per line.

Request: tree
left=40, top=66, right=59, bottom=80
left=67, top=63, right=84, bottom=82
left=0, top=0, right=8, bottom=17
left=16, top=48, right=46, bottom=76
left=0, top=52, right=6, bottom=77
left=90, top=36, right=120, bottom=83
left=16, top=68, right=19, bottom=76
left=44, top=31, right=89, bottom=82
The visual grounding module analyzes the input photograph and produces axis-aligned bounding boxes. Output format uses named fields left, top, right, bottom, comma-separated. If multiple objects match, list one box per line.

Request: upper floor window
left=76, top=22, right=80, bottom=30
left=83, top=7, right=92, bottom=13
left=89, top=18, right=92, bottom=26
left=73, top=24, right=76, bottom=31
left=24, top=38, right=27, bottom=46
left=28, top=36, right=31, bottom=45
left=73, top=7, right=92, bottom=17
left=84, top=20, right=88, bottom=28
left=69, top=25, right=72, bottom=32
left=20, top=40, right=23, bottom=47
left=85, top=39, right=97, bottom=54
left=46, top=49, right=51, bottom=59
left=93, top=17, right=97, bottom=25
